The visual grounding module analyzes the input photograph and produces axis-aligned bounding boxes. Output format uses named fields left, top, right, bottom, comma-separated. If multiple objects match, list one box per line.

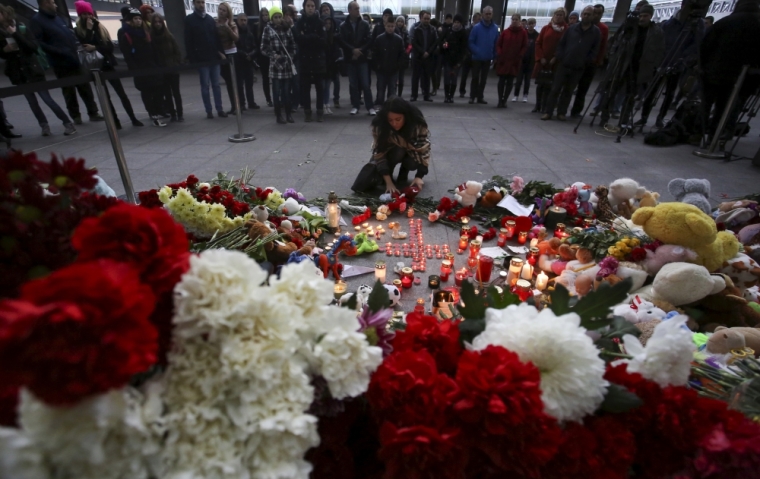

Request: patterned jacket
left=261, top=23, right=297, bottom=79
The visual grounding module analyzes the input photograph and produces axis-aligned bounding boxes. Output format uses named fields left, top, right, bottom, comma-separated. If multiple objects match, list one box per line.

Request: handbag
left=536, top=68, right=554, bottom=86
left=78, top=48, right=104, bottom=71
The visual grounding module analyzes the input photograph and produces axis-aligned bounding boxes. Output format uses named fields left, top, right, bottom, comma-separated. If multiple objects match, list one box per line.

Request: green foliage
left=549, top=278, right=632, bottom=331
left=596, top=316, right=642, bottom=353
left=566, top=228, right=649, bottom=261
left=457, top=281, right=485, bottom=320
left=367, top=280, right=390, bottom=313
left=512, top=180, right=561, bottom=204
left=192, top=226, right=281, bottom=262
left=600, top=383, right=643, bottom=413
left=208, top=168, right=256, bottom=203
left=456, top=282, right=521, bottom=345
left=549, top=284, right=571, bottom=316
left=486, top=285, right=521, bottom=309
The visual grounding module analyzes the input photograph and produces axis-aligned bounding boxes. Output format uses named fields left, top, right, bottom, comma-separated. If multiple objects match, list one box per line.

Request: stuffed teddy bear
left=719, top=252, right=760, bottom=293
left=247, top=219, right=313, bottom=265
left=340, top=284, right=374, bottom=310
left=480, top=187, right=504, bottom=208
left=632, top=202, right=741, bottom=272
left=577, top=186, right=594, bottom=216
left=593, top=185, right=616, bottom=223
left=641, top=262, right=727, bottom=307
left=688, top=275, right=760, bottom=330
left=738, top=223, right=760, bottom=245
left=608, top=178, right=646, bottom=219
left=454, top=181, right=483, bottom=208
left=638, top=191, right=660, bottom=208
left=576, top=275, right=594, bottom=297
left=706, top=326, right=760, bottom=357
left=668, top=178, right=711, bottom=215
left=252, top=205, right=269, bottom=222
left=643, top=244, right=698, bottom=276
left=635, top=319, right=662, bottom=346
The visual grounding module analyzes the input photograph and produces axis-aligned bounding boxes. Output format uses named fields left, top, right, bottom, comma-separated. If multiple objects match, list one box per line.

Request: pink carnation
left=511, top=176, right=525, bottom=195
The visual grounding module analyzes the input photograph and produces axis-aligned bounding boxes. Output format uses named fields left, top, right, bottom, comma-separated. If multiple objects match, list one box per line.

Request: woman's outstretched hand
left=411, top=177, right=424, bottom=189
left=385, top=183, right=399, bottom=195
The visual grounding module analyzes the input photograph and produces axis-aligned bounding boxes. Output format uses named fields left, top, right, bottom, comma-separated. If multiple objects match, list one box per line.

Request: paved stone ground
left=4, top=69, right=760, bottom=309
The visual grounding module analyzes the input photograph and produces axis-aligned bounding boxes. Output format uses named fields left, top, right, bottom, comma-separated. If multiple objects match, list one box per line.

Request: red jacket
left=533, top=22, right=567, bottom=77
left=595, top=21, right=609, bottom=65
left=495, top=26, right=528, bottom=76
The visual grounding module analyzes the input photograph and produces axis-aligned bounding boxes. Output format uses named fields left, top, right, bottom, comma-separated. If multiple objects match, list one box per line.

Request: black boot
left=275, top=106, right=286, bottom=124
left=285, top=104, right=295, bottom=123
left=304, top=110, right=313, bottom=122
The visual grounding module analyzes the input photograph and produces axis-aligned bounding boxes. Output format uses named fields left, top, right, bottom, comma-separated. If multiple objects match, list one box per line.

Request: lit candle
left=414, top=297, right=425, bottom=313
left=497, top=228, right=509, bottom=247
left=392, top=279, right=403, bottom=294
left=354, top=225, right=361, bottom=231
left=401, top=276, right=413, bottom=289
left=528, top=247, right=540, bottom=266
left=375, top=260, right=387, bottom=283
left=469, top=239, right=482, bottom=258
left=554, top=223, right=566, bottom=238
left=513, top=279, right=532, bottom=301
left=458, top=235, right=469, bottom=250
left=362, top=222, right=369, bottom=228
left=428, top=275, right=441, bottom=289
left=440, top=260, right=452, bottom=281
left=544, top=206, right=567, bottom=231
left=455, top=268, right=467, bottom=286
left=507, top=258, right=524, bottom=286
left=477, top=255, right=494, bottom=282
left=333, top=280, right=347, bottom=300
left=505, top=220, right=516, bottom=238
left=518, top=231, right=528, bottom=245
left=467, top=255, right=478, bottom=271
left=401, top=267, right=414, bottom=279
left=520, top=263, right=534, bottom=281
left=536, top=271, right=549, bottom=291
left=445, top=252, right=455, bottom=268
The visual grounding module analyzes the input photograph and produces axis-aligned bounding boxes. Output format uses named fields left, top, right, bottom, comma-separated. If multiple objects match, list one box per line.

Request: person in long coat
left=533, top=7, right=567, bottom=112
left=294, top=0, right=326, bottom=121
left=495, top=13, right=528, bottom=108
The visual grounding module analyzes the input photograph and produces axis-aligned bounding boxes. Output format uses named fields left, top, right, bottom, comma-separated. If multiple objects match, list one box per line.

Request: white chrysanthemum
left=173, top=250, right=267, bottom=338
left=619, top=315, right=696, bottom=387
left=472, top=304, right=609, bottom=422
left=269, top=261, right=334, bottom=323
left=0, top=426, right=48, bottom=479
left=312, top=327, right=383, bottom=399
left=17, top=387, right=159, bottom=479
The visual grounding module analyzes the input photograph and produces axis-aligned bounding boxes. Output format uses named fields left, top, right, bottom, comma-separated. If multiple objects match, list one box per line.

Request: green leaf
left=458, top=281, right=486, bottom=320
left=596, top=317, right=641, bottom=353
left=458, top=317, right=486, bottom=345
left=342, top=293, right=358, bottom=310
left=549, top=284, right=571, bottom=316
left=486, top=285, right=520, bottom=310
left=600, top=383, right=643, bottom=413
left=572, top=278, right=632, bottom=330
left=367, top=280, right=390, bottom=313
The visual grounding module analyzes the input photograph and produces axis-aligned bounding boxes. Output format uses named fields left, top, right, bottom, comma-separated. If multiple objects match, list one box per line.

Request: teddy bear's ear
left=632, top=207, right=654, bottom=225
left=684, top=212, right=717, bottom=240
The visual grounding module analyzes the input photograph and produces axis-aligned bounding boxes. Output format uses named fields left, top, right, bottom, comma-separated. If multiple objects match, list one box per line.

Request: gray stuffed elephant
left=668, top=178, right=711, bottom=214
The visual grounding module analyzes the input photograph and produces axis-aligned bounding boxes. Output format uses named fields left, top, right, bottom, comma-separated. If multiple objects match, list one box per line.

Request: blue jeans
left=347, top=63, right=373, bottom=110
left=198, top=65, right=223, bottom=114
left=322, top=72, right=340, bottom=104
left=375, top=72, right=398, bottom=105
left=24, top=90, right=71, bottom=126
left=272, top=78, right=292, bottom=110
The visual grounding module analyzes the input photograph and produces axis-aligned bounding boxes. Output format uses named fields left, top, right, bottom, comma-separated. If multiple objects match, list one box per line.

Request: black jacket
left=411, top=23, right=438, bottom=60
left=151, top=28, right=183, bottom=67
left=30, top=10, right=80, bottom=70
left=701, top=0, right=760, bottom=89
left=555, top=22, right=600, bottom=70
left=372, top=32, right=405, bottom=75
left=295, top=13, right=326, bottom=74
left=74, top=20, right=117, bottom=71
left=0, top=21, right=46, bottom=85
left=440, top=26, right=467, bottom=66
left=235, top=24, right=257, bottom=63
left=118, top=25, right=162, bottom=91
left=523, top=29, right=539, bottom=66
left=339, top=17, right=372, bottom=64
left=184, top=11, right=223, bottom=63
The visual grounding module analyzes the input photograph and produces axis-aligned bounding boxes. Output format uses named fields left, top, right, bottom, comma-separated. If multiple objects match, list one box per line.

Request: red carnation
left=138, top=189, right=163, bottom=208
left=628, top=247, right=647, bottom=262
left=453, top=346, right=562, bottom=476
left=72, top=203, right=190, bottom=295
left=378, top=422, right=466, bottom=479
left=691, top=415, right=760, bottom=478
left=392, top=314, right=462, bottom=376
left=46, top=155, right=98, bottom=193
left=0, top=260, right=158, bottom=405
left=185, top=174, right=199, bottom=187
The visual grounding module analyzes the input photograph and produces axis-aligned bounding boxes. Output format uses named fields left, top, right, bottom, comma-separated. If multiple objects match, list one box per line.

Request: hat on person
left=269, top=5, right=283, bottom=17
left=569, top=10, right=579, bottom=18
left=75, top=0, right=94, bottom=16
left=383, top=8, right=393, bottom=16
left=120, top=5, right=132, bottom=19
left=639, top=4, right=655, bottom=15
left=125, top=7, right=141, bottom=19
left=139, top=4, right=154, bottom=16
left=453, top=13, right=464, bottom=23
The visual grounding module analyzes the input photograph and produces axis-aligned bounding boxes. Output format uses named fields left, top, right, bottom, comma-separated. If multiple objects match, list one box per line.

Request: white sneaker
left=151, top=116, right=167, bottom=127
left=523, top=94, right=528, bottom=102
left=511, top=96, right=518, bottom=102
left=324, top=105, right=333, bottom=115
left=350, top=107, right=359, bottom=115
left=368, top=108, right=377, bottom=116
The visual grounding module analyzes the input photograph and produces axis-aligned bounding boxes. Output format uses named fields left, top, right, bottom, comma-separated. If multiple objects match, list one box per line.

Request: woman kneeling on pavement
left=352, top=97, right=430, bottom=194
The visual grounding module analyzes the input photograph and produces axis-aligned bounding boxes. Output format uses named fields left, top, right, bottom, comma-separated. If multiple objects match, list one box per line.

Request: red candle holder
left=518, top=231, right=528, bottom=245
left=455, top=269, right=467, bottom=286
left=477, top=255, right=494, bottom=282
left=497, top=228, right=508, bottom=247
left=401, top=276, right=413, bottom=289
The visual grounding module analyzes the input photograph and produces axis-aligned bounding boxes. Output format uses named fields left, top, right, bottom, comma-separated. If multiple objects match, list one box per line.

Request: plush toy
left=577, top=185, right=593, bottom=216
left=689, top=275, right=760, bottom=330
left=719, top=252, right=760, bottom=293
left=575, top=275, right=594, bottom=297
left=340, top=284, right=374, bottom=310
left=632, top=202, right=741, bottom=272
left=643, top=244, right=698, bottom=276
left=279, top=197, right=307, bottom=216
left=566, top=247, right=595, bottom=273
left=554, top=269, right=578, bottom=295
left=714, top=202, right=758, bottom=228
left=247, top=220, right=313, bottom=265
left=613, top=296, right=668, bottom=324
left=593, top=185, right=616, bottom=222
left=745, top=286, right=760, bottom=303
left=252, top=205, right=269, bottom=222
left=352, top=233, right=379, bottom=256
left=608, top=178, right=646, bottom=219
left=279, top=219, right=293, bottom=234
left=707, top=326, right=760, bottom=357
left=738, top=223, right=760, bottom=245
left=638, top=191, right=660, bottom=208
left=635, top=319, right=662, bottom=346
left=616, top=262, right=649, bottom=292
left=384, top=284, right=401, bottom=307
left=480, top=187, right=504, bottom=208
left=647, top=262, right=727, bottom=307
left=668, top=178, right=711, bottom=215
left=453, top=181, right=483, bottom=208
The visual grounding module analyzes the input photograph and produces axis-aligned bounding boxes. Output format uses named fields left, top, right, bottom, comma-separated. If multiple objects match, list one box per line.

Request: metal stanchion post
left=227, top=56, right=255, bottom=143
left=92, top=70, right=137, bottom=203
left=693, top=65, right=750, bottom=160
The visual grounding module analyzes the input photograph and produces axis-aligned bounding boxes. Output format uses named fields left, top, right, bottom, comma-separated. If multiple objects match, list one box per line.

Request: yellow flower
left=630, top=238, right=640, bottom=247
left=608, top=246, right=619, bottom=255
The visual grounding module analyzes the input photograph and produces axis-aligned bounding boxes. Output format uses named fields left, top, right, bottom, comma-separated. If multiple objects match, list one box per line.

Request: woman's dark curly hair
left=371, top=97, right=428, bottom=151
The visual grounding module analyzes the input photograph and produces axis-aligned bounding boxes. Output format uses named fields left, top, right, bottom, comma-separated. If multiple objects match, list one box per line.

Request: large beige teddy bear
left=632, top=202, right=741, bottom=272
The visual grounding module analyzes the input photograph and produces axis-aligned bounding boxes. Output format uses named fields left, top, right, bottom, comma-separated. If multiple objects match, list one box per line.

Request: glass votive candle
left=435, top=252, right=442, bottom=259
left=440, top=260, right=452, bottom=281
left=583, top=218, right=594, bottom=228
left=518, top=231, right=528, bottom=245
left=401, top=267, right=414, bottom=279
left=459, top=235, right=469, bottom=250
left=414, top=297, right=425, bottom=313
left=394, top=249, right=401, bottom=257
left=477, top=255, right=494, bottom=282
left=497, top=228, right=509, bottom=247
left=554, top=223, right=566, bottom=238
left=386, top=249, right=393, bottom=256
left=467, top=256, right=478, bottom=270
left=392, top=279, right=403, bottom=294
left=412, top=265, right=420, bottom=272
left=333, top=280, right=347, bottom=300
left=427, top=252, right=433, bottom=259
left=375, top=261, right=387, bottom=283
left=401, top=276, right=413, bottom=289
left=507, top=257, right=524, bottom=286
left=445, top=252, right=455, bottom=267
left=469, top=239, right=482, bottom=258
left=505, top=220, right=516, bottom=238
left=428, top=275, right=441, bottom=289
left=528, top=247, right=540, bottom=266
left=513, top=279, right=533, bottom=301
left=455, top=269, right=467, bottom=286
